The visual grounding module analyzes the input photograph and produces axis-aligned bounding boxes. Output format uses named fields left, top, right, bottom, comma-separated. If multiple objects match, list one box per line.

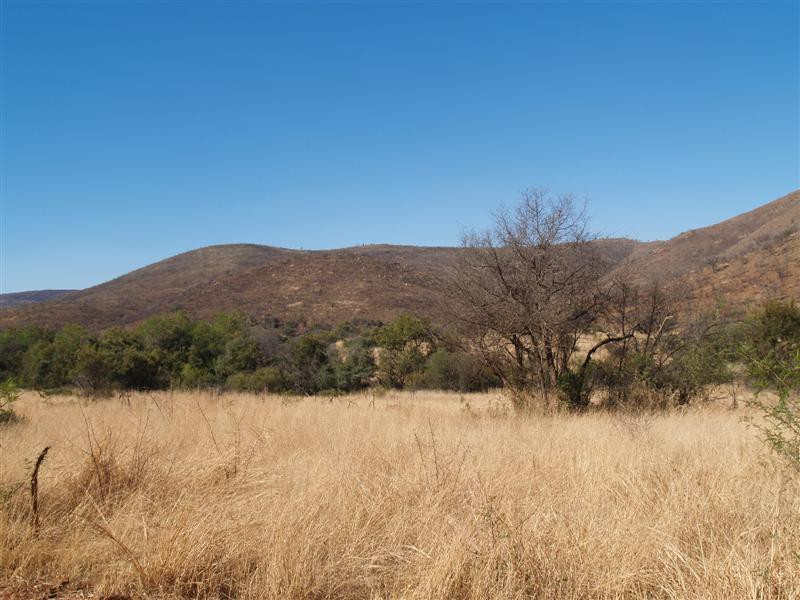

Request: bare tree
left=443, top=189, right=623, bottom=411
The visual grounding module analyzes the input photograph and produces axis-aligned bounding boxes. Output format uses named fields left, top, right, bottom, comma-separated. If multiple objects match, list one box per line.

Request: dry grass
left=1, top=390, right=798, bottom=599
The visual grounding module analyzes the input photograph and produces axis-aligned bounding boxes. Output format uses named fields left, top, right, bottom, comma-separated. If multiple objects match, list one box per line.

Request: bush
left=334, top=344, right=376, bottom=391
left=373, top=315, right=433, bottom=388
left=227, top=367, right=290, bottom=393
left=72, top=345, right=115, bottom=397
left=742, top=300, right=800, bottom=388
left=99, top=328, right=164, bottom=389
left=654, top=330, right=734, bottom=405
left=412, top=349, right=500, bottom=392
left=743, top=301, right=800, bottom=472
left=591, top=310, right=735, bottom=409
left=287, top=335, right=331, bottom=394
left=0, top=326, right=49, bottom=382
left=0, top=379, right=21, bottom=424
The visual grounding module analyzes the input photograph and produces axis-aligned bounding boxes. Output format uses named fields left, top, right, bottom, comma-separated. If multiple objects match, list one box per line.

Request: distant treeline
left=0, top=312, right=499, bottom=396
left=0, top=300, right=797, bottom=406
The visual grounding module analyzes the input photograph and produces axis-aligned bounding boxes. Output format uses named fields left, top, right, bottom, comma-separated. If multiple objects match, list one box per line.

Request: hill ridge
left=1, top=191, right=796, bottom=329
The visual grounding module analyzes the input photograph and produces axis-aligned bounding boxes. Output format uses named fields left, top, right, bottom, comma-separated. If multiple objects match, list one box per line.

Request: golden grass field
left=1, top=390, right=799, bottom=599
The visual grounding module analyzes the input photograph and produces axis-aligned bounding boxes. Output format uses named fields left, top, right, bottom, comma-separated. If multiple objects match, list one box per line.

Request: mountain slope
left=1, top=191, right=797, bottom=330
left=0, top=245, right=459, bottom=329
left=610, top=190, right=800, bottom=307
left=0, top=240, right=640, bottom=329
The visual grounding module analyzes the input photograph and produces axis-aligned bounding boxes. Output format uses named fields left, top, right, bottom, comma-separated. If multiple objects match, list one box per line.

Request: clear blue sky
left=1, top=1, right=798, bottom=293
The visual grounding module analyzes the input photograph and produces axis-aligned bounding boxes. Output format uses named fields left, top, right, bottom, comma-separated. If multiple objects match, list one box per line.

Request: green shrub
left=591, top=311, right=735, bottom=409
left=179, top=363, right=216, bottom=389
left=72, top=345, right=115, bottom=397
left=373, top=314, right=431, bottom=350
left=743, top=301, right=800, bottom=472
left=416, top=349, right=500, bottom=392
left=227, top=367, right=290, bottom=393
left=334, top=344, right=375, bottom=391
left=0, top=379, right=21, bottom=424
left=372, top=315, right=433, bottom=389
left=742, top=300, right=800, bottom=388
left=287, top=335, right=331, bottom=394
left=0, top=311, right=507, bottom=396
left=98, top=328, right=164, bottom=389
left=0, top=326, right=49, bottom=382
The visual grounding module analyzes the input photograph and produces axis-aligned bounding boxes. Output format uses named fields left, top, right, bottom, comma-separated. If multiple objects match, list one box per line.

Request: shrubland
left=0, top=312, right=499, bottom=398
left=0, top=300, right=798, bottom=412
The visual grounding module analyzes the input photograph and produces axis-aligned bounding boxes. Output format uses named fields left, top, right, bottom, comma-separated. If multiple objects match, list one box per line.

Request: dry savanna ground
left=1, top=390, right=799, bottom=599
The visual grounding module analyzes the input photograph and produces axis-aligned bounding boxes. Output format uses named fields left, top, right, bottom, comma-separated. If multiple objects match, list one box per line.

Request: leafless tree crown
left=444, top=189, right=607, bottom=409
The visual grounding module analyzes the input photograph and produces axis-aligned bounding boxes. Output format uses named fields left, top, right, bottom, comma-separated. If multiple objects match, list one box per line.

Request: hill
left=0, top=191, right=797, bottom=330
left=0, top=290, right=75, bottom=309
left=0, top=240, right=641, bottom=330
left=610, top=190, right=800, bottom=308
left=0, top=245, right=461, bottom=329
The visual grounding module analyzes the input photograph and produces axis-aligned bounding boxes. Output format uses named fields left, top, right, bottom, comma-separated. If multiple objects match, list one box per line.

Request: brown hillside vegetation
left=0, top=191, right=797, bottom=330
left=0, top=290, right=74, bottom=309
left=615, top=190, right=800, bottom=307
left=0, top=246, right=459, bottom=329
left=0, top=241, right=641, bottom=330
left=1, top=391, right=798, bottom=599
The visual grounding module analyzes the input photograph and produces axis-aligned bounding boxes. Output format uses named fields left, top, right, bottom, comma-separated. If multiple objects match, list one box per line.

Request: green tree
left=0, top=326, right=48, bottom=382
left=334, top=344, right=376, bottom=391
left=373, top=315, right=433, bottom=388
left=288, top=334, right=330, bottom=394
left=99, top=328, right=164, bottom=389
left=20, top=340, right=59, bottom=389
left=16, top=324, right=90, bottom=390
left=136, top=311, right=195, bottom=384
left=72, top=345, right=115, bottom=397
left=209, top=313, right=262, bottom=381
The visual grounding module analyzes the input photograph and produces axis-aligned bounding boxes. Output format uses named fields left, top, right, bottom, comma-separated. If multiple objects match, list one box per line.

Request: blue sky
left=1, top=1, right=798, bottom=293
